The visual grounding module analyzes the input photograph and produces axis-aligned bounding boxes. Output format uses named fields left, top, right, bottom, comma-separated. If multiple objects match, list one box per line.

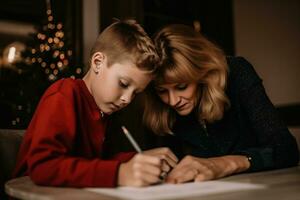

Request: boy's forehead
left=112, top=62, right=152, bottom=84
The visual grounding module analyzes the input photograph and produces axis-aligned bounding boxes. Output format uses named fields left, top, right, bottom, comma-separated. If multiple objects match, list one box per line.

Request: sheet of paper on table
left=85, top=181, right=266, bottom=200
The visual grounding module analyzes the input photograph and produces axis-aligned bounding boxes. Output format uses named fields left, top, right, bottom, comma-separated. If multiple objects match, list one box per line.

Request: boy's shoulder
left=44, top=78, right=80, bottom=98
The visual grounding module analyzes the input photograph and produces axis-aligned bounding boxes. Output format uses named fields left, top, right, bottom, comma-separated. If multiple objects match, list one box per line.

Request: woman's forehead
left=155, top=69, right=189, bottom=84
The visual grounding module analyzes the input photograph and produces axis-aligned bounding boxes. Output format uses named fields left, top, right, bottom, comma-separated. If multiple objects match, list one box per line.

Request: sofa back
left=0, top=129, right=25, bottom=199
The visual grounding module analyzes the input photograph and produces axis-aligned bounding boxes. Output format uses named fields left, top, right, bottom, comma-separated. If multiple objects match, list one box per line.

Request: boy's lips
left=111, top=103, right=121, bottom=110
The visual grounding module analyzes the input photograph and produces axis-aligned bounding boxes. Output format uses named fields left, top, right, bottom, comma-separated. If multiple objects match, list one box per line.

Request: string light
left=59, top=53, right=65, bottom=60
left=48, top=74, right=56, bottom=81
left=48, top=15, right=53, bottom=21
left=53, top=37, right=59, bottom=44
left=57, top=23, right=63, bottom=29
left=76, top=68, right=82, bottom=74
left=45, top=45, right=50, bottom=51
left=53, top=69, right=58, bottom=75
left=41, top=62, right=47, bottom=67
left=57, top=61, right=63, bottom=68
left=63, top=59, right=68, bottom=66
left=48, top=37, right=53, bottom=43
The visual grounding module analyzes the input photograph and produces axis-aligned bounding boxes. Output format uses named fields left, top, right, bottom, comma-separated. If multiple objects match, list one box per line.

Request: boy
left=13, top=20, right=177, bottom=187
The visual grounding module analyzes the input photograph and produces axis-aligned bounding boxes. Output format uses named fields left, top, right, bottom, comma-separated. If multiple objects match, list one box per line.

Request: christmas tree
left=21, top=0, right=82, bottom=82
left=0, top=0, right=83, bottom=129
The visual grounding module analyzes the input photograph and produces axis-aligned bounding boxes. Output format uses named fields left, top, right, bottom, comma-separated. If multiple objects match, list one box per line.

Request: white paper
left=85, top=181, right=265, bottom=200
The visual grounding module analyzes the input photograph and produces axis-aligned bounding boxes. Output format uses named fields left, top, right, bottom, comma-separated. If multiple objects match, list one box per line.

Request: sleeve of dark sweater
left=230, top=57, right=299, bottom=171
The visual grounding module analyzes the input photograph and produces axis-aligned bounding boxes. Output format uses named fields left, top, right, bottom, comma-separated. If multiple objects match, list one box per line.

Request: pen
left=121, top=126, right=142, bottom=153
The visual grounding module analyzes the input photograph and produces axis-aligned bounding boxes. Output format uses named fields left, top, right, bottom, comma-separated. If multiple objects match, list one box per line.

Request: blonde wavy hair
left=143, top=24, right=230, bottom=135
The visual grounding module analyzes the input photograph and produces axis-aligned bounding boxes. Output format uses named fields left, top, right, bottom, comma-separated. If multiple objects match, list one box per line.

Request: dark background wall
left=0, top=0, right=299, bottom=144
left=100, top=0, right=234, bottom=55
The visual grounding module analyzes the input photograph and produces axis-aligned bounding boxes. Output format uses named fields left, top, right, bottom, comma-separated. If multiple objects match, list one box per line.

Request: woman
left=143, top=24, right=299, bottom=184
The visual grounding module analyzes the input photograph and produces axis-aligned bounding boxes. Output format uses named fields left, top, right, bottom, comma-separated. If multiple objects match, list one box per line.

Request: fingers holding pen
left=134, top=154, right=164, bottom=184
left=118, top=153, right=165, bottom=187
left=143, top=147, right=178, bottom=169
left=120, top=127, right=178, bottom=186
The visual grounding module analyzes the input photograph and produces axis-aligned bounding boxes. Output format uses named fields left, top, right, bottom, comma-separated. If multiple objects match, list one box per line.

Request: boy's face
left=90, top=55, right=152, bottom=115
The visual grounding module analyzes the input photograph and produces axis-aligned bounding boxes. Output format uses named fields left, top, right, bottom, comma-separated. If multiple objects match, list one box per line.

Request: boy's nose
left=120, top=92, right=132, bottom=106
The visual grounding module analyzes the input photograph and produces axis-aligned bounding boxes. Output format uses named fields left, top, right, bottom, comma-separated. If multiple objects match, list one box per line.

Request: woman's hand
left=166, top=155, right=250, bottom=184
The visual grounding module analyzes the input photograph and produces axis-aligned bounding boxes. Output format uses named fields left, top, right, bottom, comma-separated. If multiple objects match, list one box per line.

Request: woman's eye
left=176, top=84, right=187, bottom=90
left=155, top=88, right=166, bottom=93
left=132, top=91, right=138, bottom=98
left=119, top=81, right=128, bottom=88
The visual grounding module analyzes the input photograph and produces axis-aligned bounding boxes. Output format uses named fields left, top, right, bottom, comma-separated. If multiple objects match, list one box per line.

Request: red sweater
left=13, top=78, right=135, bottom=187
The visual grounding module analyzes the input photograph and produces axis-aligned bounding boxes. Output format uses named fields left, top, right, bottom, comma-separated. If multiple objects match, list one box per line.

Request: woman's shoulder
left=226, top=56, right=262, bottom=89
left=226, top=56, right=257, bottom=75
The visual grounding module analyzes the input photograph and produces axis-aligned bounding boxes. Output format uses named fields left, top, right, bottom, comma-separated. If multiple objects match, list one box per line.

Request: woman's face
left=155, top=82, right=199, bottom=115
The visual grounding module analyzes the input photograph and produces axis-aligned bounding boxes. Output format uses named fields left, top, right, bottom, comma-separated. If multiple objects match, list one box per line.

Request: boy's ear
left=91, top=52, right=105, bottom=67
left=91, top=52, right=105, bottom=74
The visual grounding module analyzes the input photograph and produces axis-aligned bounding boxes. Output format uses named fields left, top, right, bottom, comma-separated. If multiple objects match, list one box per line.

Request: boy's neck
left=82, top=70, right=93, bottom=94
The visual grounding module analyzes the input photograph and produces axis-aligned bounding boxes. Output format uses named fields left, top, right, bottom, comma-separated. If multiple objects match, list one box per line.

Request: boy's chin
left=103, top=109, right=114, bottom=115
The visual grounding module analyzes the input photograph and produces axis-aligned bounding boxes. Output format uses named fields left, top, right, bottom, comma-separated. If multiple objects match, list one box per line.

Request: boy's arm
left=26, top=93, right=121, bottom=187
left=110, top=152, right=136, bottom=162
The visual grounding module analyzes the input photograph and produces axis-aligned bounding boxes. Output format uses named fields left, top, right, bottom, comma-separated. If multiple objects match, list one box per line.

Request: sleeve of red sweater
left=26, top=92, right=122, bottom=187
left=111, top=152, right=136, bottom=162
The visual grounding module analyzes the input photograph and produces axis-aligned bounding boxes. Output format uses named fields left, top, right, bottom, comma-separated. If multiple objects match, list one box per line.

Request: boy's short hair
left=90, top=19, right=159, bottom=72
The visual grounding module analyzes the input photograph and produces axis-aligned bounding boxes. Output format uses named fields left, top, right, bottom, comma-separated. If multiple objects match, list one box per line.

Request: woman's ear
left=91, top=52, right=105, bottom=74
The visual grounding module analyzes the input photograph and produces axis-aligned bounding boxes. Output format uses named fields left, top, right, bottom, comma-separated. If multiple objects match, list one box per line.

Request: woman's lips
left=175, top=103, right=187, bottom=110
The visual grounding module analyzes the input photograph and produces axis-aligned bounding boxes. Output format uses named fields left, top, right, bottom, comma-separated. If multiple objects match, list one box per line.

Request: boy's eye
left=119, top=80, right=129, bottom=88
left=176, top=83, right=187, bottom=90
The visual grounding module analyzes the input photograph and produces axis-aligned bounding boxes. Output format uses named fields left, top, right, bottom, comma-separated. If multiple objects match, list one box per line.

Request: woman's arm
left=231, top=57, right=299, bottom=171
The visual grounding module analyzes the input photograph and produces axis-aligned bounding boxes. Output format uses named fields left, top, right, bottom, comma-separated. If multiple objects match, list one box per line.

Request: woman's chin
left=176, top=108, right=192, bottom=116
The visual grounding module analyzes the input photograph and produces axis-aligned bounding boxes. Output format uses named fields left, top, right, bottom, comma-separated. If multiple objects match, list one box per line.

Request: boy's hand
left=118, top=147, right=178, bottom=186
left=118, top=154, right=164, bottom=187
left=143, top=147, right=178, bottom=172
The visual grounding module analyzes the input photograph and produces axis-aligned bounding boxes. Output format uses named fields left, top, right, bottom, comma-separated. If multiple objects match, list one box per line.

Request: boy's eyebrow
left=120, top=75, right=134, bottom=83
left=121, top=76, right=145, bottom=92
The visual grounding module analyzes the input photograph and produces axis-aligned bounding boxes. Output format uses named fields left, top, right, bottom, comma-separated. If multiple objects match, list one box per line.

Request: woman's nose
left=168, top=91, right=180, bottom=107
